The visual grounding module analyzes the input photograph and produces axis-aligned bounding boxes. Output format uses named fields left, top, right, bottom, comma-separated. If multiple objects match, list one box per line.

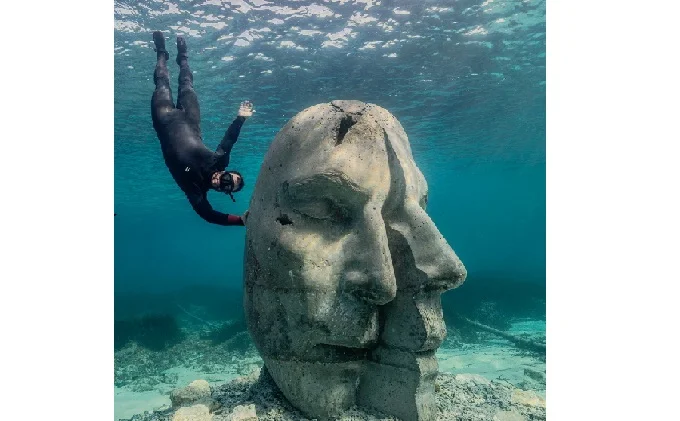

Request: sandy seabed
left=122, top=367, right=545, bottom=421
left=115, top=320, right=546, bottom=421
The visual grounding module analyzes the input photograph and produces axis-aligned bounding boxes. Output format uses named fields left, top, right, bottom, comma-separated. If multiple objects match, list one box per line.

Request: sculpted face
left=244, top=101, right=466, bottom=420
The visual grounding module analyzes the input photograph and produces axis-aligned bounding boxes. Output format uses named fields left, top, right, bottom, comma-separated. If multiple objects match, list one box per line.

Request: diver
left=150, top=30, right=252, bottom=226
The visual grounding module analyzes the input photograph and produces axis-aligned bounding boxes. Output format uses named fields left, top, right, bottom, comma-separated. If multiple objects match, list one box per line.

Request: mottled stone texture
left=243, top=100, right=467, bottom=421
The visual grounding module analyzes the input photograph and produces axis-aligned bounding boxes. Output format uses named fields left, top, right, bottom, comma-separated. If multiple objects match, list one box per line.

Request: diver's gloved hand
left=243, top=209, right=249, bottom=224
left=238, top=101, right=255, bottom=119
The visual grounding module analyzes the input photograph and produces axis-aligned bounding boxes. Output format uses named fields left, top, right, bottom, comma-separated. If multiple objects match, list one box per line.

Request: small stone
left=230, top=404, right=257, bottom=421
left=493, top=409, right=526, bottom=421
left=170, top=379, right=212, bottom=408
left=511, top=389, right=546, bottom=408
left=172, top=404, right=212, bottom=421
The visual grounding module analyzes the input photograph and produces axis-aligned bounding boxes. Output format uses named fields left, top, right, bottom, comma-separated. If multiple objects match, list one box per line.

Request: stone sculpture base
left=358, top=349, right=439, bottom=421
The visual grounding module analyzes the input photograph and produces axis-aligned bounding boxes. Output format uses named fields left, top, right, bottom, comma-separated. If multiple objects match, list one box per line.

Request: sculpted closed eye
left=294, top=199, right=351, bottom=223
left=281, top=173, right=369, bottom=225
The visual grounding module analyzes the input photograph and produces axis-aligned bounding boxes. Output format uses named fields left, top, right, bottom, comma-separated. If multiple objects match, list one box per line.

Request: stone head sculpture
left=243, top=100, right=467, bottom=420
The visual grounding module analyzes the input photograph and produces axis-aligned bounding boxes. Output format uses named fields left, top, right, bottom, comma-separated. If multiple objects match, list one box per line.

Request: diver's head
left=211, top=170, right=245, bottom=201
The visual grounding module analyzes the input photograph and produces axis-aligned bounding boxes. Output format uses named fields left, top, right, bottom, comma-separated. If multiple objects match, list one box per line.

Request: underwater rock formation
left=243, top=100, right=467, bottom=420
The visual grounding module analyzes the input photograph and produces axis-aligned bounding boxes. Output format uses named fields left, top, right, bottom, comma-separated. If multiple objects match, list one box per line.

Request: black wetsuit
left=151, top=47, right=245, bottom=226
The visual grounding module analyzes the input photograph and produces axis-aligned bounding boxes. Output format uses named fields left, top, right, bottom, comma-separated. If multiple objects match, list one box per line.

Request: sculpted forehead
left=253, top=102, right=396, bottom=206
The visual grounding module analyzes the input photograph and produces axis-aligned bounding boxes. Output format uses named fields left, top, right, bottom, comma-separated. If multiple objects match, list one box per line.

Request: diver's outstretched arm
left=187, top=193, right=244, bottom=226
left=215, top=101, right=254, bottom=160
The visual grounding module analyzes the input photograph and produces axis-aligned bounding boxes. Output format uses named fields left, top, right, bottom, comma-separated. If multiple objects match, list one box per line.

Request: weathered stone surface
left=170, top=380, right=212, bottom=408
left=358, top=348, right=439, bottom=421
left=171, top=404, right=212, bottom=421
left=244, top=100, right=467, bottom=420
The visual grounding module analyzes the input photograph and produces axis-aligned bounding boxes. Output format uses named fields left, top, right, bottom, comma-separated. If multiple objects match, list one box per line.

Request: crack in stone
left=336, top=115, right=357, bottom=145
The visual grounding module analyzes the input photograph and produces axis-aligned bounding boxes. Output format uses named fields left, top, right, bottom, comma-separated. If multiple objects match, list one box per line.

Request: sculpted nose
left=392, top=202, right=467, bottom=291
left=343, top=216, right=397, bottom=306
left=344, top=267, right=396, bottom=305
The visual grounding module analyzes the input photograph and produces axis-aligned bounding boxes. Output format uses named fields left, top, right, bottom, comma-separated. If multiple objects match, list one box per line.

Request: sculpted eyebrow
left=285, top=172, right=370, bottom=203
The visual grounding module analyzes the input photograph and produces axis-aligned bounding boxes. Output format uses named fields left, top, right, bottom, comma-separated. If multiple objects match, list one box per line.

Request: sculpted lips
left=310, top=330, right=379, bottom=363
left=309, top=312, right=380, bottom=363
left=311, top=344, right=370, bottom=362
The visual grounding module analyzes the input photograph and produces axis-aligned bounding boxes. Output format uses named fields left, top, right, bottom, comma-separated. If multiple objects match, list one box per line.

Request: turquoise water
left=115, top=0, right=545, bottom=294
left=114, top=0, right=545, bottom=417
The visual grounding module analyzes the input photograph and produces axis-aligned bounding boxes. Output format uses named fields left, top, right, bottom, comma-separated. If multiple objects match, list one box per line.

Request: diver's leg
left=151, top=31, right=175, bottom=126
left=175, top=36, right=201, bottom=126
